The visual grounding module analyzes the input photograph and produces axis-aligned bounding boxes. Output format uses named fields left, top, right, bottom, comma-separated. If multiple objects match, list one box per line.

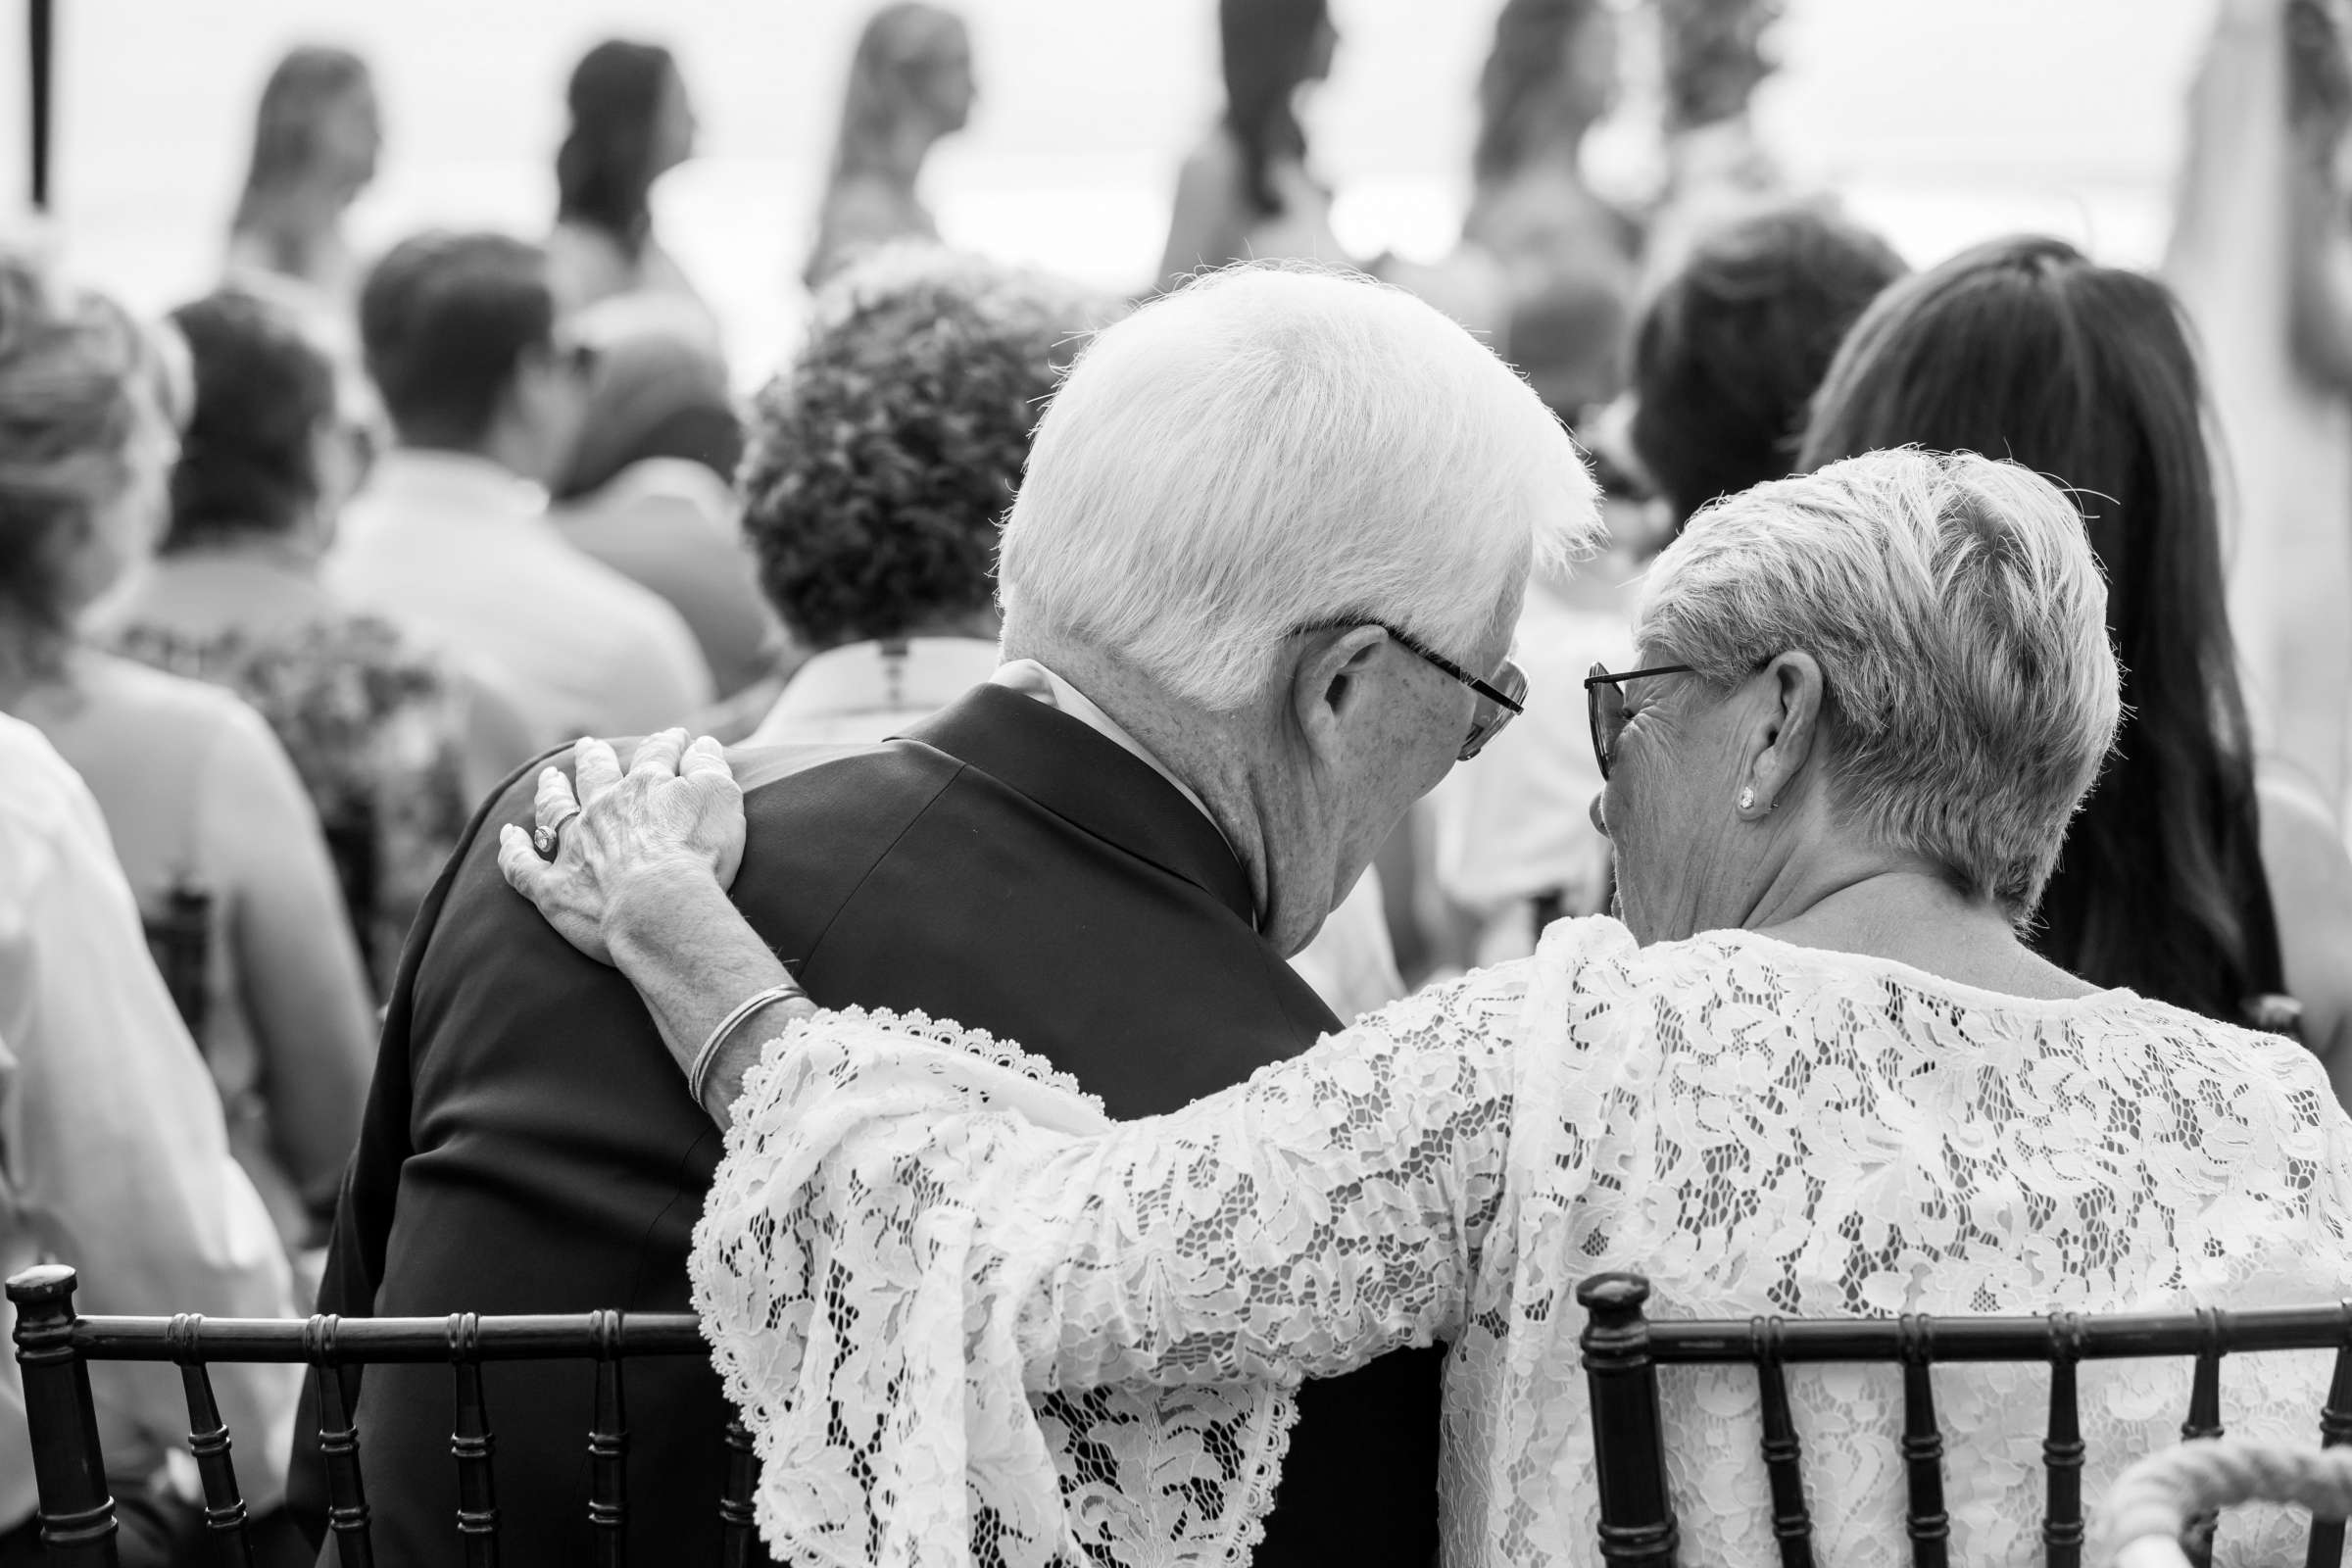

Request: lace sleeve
left=688, top=972, right=1525, bottom=1568
left=1008, top=970, right=1524, bottom=1392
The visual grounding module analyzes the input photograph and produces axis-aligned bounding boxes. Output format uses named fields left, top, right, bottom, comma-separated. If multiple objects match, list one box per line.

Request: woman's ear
left=1743, top=650, right=1827, bottom=813
left=1288, top=624, right=1391, bottom=762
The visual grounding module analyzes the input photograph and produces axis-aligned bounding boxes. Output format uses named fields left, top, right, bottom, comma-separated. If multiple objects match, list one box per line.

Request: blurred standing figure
left=551, top=301, right=778, bottom=700
left=105, top=290, right=532, bottom=995
left=1155, top=0, right=1348, bottom=292
left=1464, top=0, right=1639, bottom=417
left=2168, top=0, right=2352, bottom=814
left=804, top=5, right=976, bottom=290
left=1643, top=0, right=1788, bottom=277
left=0, top=256, right=373, bottom=1250
left=226, top=46, right=380, bottom=322
left=327, top=232, right=714, bottom=745
left=547, top=40, right=712, bottom=329
left=1801, top=236, right=2352, bottom=1077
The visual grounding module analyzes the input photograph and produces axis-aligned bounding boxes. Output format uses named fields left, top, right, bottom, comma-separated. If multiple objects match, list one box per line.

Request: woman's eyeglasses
left=1583, top=662, right=1694, bottom=779
left=1298, top=620, right=1529, bottom=761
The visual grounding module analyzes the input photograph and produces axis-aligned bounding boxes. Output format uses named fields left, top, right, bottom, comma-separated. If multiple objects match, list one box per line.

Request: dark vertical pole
left=307, top=1314, right=376, bottom=1568
left=2041, top=1314, right=2084, bottom=1568
left=587, top=1311, right=628, bottom=1568
left=718, top=1419, right=759, bottom=1568
left=448, top=1314, right=499, bottom=1567
left=26, top=0, right=50, bottom=211
left=6, top=1265, right=121, bottom=1568
left=1747, top=1318, right=1815, bottom=1568
left=1898, top=1317, right=1949, bottom=1568
left=2306, top=1303, right=2352, bottom=1568
left=1575, top=1273, right=1680, bottom=1568
left=2180, top=1308, right=2228, bottom=1568
left=166, top=1313, right=253, bottom=1565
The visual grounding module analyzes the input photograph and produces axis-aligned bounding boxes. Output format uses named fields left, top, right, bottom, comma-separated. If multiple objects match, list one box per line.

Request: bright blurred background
left=4, top=0, right=2213, bottom=382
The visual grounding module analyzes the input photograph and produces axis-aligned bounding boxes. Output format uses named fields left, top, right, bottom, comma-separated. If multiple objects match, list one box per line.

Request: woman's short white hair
left=1638, top=448, right=2122, bottom=912
left=997, top=263, right=1600, bottom=710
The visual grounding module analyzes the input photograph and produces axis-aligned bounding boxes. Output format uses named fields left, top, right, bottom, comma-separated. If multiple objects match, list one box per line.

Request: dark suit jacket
left=291, top=683, right=1443, bottom=1566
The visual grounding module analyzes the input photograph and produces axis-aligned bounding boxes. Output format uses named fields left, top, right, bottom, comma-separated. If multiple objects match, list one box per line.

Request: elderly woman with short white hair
left=503, top=448, right=2352, bottom=1567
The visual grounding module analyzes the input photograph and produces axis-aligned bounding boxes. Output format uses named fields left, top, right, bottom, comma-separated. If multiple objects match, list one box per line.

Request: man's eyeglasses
left=1583, top=662, right=1695, bottom=780
left=1300, top=619, right=1528, bottom=762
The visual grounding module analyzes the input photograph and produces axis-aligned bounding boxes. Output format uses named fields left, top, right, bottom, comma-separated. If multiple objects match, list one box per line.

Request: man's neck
left=1002, top=631, right=1275, bottom=919
left=398, top=434, right=528, bottom=482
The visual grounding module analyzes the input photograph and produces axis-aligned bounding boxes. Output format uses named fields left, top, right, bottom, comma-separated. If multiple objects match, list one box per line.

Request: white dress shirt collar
left=990, top=658, right=1228, bottom=847
left=364, top=449, right=546, bottom=519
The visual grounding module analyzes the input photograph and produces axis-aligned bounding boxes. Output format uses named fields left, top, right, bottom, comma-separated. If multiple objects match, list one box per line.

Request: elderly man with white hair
left=302, top=262, right=1594, bottom=1566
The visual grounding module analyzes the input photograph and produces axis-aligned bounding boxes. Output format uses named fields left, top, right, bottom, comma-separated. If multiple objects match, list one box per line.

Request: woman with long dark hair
left=547, top=39, right=708, bottom=320
left=804, top=4, right=976, bottom=290
left=228, top=46, right=379, bottom=306
left=1154, top=0, right=1347, bottom=292
left=1799, top=235, right=2352, bottom=1072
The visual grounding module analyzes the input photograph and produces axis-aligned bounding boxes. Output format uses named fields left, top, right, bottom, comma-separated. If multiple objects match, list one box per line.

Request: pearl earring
left=1739, top=787, right=1755, bottom=812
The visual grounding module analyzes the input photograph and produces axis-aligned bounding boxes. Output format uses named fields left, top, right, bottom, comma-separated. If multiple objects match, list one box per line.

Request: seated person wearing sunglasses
left=299, top=264, right=1592, bottom=1567
left=506, top=447, right=2352, bottom=1568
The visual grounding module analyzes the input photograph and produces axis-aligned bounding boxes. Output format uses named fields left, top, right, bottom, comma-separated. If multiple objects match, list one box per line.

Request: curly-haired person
left=742, top=247, right=1112, bottom=745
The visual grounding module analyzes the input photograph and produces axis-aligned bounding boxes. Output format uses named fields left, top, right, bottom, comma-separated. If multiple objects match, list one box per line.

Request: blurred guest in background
left=804, top=4, right=976, bottom=290
left=741, top=248, right=1091, bottom=747
left=1156, top=0, right=1348, bottom=291
left=328, top=231, right=713, bottom=744
left=0, top=714, right=302, bottom=1568
left=226, top=46, right=381, bottom=330
left=0, top=256, right=372, bottom=1250
left=106, top=289, right=531, bottom=994
left=2168, top=0, right=2352, bottom=813
left=551, top=300, right=776, bottom=700
left=1800, top=234, right=2352, bottom=1077
left=1465, top=0, right=1639, bottom=418
left=1643, top=0, right=1790, bottom=275
left=1419, top=435, right=1658, bottom=968
left=547, top=39, right=712, bottom=329
left=1629, top=201, right=1905, bottom=530
left=1418, top=202, right=1903, bottom=969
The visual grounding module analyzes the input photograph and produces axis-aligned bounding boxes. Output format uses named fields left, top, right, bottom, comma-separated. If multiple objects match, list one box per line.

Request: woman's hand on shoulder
left=498, top=729, right=746, bottom=966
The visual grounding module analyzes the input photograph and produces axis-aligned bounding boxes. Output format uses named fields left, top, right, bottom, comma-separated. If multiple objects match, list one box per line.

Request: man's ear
left=1744, top=649, right=1827, bottom=810
left=1288, top=624, right=1392, bottom=758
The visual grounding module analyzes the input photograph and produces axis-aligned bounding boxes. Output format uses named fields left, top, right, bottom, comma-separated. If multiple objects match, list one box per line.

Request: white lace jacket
left=689, top=915, right=2352, bottom=1567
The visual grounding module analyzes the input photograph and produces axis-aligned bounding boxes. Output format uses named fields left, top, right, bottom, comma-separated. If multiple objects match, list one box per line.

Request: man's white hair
left=998, top=263, right=1600, bottom=710
left=1638, top=448, right=2123, bottom=912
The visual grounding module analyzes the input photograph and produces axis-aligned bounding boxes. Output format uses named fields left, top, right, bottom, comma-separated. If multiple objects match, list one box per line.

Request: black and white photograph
left=6, top=1, right=2352, bottom=1563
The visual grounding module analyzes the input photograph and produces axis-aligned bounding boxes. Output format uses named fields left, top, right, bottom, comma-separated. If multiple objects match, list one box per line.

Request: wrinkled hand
left=497, top=729, right=746, bottom=965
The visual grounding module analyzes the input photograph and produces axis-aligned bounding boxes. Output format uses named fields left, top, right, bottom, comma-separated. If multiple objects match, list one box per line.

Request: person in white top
left=0, top=713, right=302, bottom=1544
left=509, top=450, right=2352, bottom=1567
left=326, top=232, right=711, bottom=746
